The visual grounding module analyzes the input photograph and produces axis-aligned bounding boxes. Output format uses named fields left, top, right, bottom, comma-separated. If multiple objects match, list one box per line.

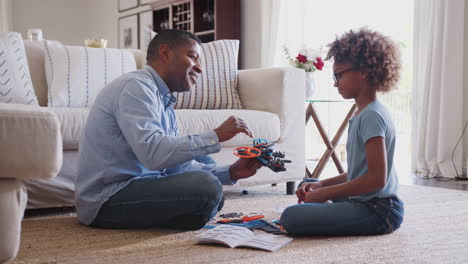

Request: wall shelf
left=195, top=29, right=215, bottom=36
left=149, top=0, right=240, bottom=43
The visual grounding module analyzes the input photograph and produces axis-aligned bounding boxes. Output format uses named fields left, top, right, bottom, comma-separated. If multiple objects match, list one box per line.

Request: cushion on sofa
left=0, top=33, right=38, bottom=105
left=53, top=107, right=279, bottom=150
left=127, top=49, right=147, bottom=70
left=44, top=41, right=137, bottom=108
left=174, top=40, right=242, bottom=110
left=175, top=109, right=280, bottom=147
left=49, top=107, right=89, bottom=150
left=24, top=40, right=60, bottom=106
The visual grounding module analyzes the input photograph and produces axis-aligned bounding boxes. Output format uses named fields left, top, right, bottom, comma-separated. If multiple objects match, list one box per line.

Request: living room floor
left=306, top=160, right=468, bottom=192
left=401, top=173, right=468, bottom=191
left=24, top=168, right=468, bottom=220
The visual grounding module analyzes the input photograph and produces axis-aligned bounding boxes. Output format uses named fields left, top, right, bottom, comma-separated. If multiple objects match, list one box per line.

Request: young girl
left=280, top=28, right=404, bottom=236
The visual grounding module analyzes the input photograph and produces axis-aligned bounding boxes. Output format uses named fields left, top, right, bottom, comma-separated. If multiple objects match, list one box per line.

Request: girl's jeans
left=280, top=179, right=404, bottom=236
left=91, top=155, right=223, bottom=230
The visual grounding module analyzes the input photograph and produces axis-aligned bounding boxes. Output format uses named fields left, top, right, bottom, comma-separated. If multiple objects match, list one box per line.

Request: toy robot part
left=233, top=138, right=292, bottom=173
left=233, top=146, right=261, bottom=158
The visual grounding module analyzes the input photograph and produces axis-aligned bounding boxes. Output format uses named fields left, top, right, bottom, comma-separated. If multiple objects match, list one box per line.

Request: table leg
left=308, top=103, right=344, bottom=173
left=306, top=103, right=357, bottom=179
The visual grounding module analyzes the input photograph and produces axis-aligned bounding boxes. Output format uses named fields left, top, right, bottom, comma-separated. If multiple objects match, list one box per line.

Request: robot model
left=233, top=138, right=292, bottom=172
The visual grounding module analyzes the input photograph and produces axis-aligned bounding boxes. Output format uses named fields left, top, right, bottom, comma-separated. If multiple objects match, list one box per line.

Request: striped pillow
left=0, top=32, right=38, bottom=105
left=174, top=40, right=242, bottom=109
left=44, top=41, right=136, bottom=107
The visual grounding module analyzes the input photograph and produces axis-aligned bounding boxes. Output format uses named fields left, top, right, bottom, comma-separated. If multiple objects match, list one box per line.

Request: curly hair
left=326, top=28, right=401, bottom=92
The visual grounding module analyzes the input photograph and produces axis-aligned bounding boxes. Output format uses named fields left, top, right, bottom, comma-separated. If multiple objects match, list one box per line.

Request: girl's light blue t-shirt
left=346, top=100, right=399, bottom=201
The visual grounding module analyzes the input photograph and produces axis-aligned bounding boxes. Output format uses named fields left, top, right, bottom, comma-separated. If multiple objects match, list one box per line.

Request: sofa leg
left=0, top=179, right=27, bottom=263
left=286, top=181, right=295, bottom=195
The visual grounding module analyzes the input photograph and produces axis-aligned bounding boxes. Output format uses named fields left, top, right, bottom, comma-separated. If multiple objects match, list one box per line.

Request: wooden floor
left=403, top=174, right=468, bottom=191
left=307, top=160, right=468, bottom=192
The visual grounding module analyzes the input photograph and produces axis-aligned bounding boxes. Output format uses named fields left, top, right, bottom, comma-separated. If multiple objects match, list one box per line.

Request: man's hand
left=214, top=116, right=253, bottom=142
left=229, top=158, right=263, bottom=182
left=296, top=181, right=322, bottom=202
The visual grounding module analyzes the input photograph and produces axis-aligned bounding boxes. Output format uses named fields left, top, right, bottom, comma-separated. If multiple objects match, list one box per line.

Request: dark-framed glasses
left=332, top=68, right=354, bottom=84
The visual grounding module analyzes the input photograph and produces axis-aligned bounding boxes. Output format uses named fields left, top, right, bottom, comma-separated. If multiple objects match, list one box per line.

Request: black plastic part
left=286, top=181, right=295, bottom=195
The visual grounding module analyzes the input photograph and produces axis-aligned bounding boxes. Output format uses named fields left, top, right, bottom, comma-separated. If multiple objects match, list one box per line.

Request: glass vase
left=305, top=72, right=317, bottom=100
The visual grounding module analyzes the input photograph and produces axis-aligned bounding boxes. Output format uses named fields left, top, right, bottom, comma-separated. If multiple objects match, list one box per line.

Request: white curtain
left=258, top=0, right=281, bottom=67
left=269, top=0, right=306, bottom=67
left=254, top=0, right=308, bottom=68
left=412, top=0, right=465, bottom=178
left=0, top=0, right=12, bottom=32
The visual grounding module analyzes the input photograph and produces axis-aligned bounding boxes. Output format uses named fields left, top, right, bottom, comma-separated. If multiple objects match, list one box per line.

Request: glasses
left=332, top=68, right=354, bottom=84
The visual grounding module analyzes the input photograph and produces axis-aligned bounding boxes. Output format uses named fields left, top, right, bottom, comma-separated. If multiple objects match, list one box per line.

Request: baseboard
left=456, top=166, right=468, bottom=180
left=455, top=175, right=468, bottom=180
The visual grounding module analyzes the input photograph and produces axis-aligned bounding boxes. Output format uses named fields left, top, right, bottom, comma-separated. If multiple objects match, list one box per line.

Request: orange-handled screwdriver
left=242, top=214, right=264, bottom=221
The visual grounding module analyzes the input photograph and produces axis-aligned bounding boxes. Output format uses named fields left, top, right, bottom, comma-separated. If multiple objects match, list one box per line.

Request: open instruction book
left=196, top=224, right=293, bottom=252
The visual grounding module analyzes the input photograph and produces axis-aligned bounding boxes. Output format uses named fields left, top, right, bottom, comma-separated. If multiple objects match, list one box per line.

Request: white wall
left=88, top=0, right=119, bottom=48
left=10, top=0, right=170, bottom=49
left=11, top=0, right=126, bottom=48
left=12, top=0, right=93, bottom=45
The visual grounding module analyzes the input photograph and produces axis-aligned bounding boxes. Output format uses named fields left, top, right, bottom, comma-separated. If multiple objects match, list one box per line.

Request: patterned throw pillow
left=44, top=41, right=137, bottom=107
left=0, top=32, right=38, bottom=105
left=174, top=39, right=242, bottom=109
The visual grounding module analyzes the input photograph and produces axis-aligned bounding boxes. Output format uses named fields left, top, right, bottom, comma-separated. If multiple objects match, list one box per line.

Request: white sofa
left=20, top=40, right=306, bottom=209
left=0, top=103, right=62, bottom=262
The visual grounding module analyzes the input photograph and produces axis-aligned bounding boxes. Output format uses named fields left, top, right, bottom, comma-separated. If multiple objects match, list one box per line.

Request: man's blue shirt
left=75, top=65, right=233, bottom=225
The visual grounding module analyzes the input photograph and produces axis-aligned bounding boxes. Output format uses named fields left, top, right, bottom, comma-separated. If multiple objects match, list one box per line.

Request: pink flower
left=313, top=57, right=324, bottom=71
left=296, top=54, right=308, bottom=63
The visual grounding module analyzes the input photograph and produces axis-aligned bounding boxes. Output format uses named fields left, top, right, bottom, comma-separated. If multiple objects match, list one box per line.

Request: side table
left=305, top=100, right=357, bottom=179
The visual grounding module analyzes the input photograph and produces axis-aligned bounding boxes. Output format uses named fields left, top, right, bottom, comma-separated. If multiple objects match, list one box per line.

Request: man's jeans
left=91, top=156, right=223, bottom=230
left=280, top=179, right=404, bottom=236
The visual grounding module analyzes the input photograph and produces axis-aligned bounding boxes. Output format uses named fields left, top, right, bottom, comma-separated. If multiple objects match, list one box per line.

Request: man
left=75, top=30, right=262, bottom=230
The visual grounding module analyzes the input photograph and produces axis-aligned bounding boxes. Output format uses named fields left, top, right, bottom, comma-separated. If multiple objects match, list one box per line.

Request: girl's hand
left=304, top=188, right=329, bottom=203
left=296, top=181, right=322, bottom=202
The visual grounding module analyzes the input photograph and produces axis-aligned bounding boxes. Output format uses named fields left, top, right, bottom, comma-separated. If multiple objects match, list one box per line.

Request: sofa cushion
left=44, top=41, right=137, bottom=107
left=24, top=41, right=144, bottom=106
left=0, top=33, right=38, bottom=105
left=49, top=107, right=89, bottom=150
left=54, top=107, right=279, bottom=150
left=24, top=40, right=60, bottom=107
left=174, top=40, right=242, bottom=110
left=175, top=109, right=280, bottom=147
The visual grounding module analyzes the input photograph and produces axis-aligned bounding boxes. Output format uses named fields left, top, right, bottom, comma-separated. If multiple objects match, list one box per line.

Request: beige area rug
left=14, top=184, right=468, bottom=264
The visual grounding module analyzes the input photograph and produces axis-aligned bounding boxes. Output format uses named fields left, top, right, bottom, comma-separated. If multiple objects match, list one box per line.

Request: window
left=275, top=0, right=414, bottom=179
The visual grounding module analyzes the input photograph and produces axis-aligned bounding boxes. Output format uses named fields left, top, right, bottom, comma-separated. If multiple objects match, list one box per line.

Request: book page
left=240, top=233, right=293, bottom=252
left=196, top=225, right=254, bottom=248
